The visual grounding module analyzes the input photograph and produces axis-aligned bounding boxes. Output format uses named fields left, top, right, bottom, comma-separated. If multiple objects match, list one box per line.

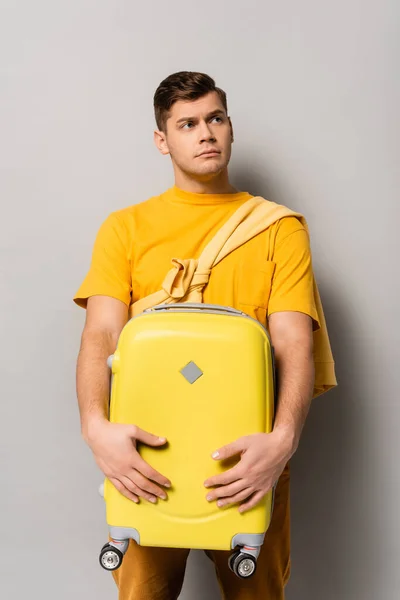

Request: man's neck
left=174, top=172, right=238, bottom=195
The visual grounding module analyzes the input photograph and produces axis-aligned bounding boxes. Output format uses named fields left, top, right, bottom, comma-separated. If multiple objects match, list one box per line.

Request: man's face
left=154, top=91, right=234, bottom=181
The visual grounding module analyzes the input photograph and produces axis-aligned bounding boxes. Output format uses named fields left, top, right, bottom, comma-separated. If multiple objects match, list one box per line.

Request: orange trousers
left=112, top=461, right=291, bottom=599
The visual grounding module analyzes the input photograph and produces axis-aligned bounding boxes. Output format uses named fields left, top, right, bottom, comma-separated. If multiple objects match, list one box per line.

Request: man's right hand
left=86, top=419, right=171, bottom=504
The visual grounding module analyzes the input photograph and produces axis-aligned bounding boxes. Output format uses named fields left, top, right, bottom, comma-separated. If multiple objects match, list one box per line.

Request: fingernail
left=164, top=482, right=171, bottom=488
left=159, top=437, right=166, bottom=442
left=149, top=497, right=157, bottom=503
left=217, top=500, right=224, bottom=507
left=204, top=483, right=210, bottom=488
left=159, top=493, right=167, bottom=500
left=206, top=494, right=213, bottom=501
left=212, top=451, right=219, bottom=459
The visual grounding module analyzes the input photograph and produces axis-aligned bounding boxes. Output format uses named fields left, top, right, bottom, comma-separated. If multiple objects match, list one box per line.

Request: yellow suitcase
left=99, top=303, right=277, bottom=579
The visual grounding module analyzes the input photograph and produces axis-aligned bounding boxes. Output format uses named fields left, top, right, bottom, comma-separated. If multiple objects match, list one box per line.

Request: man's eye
left=182, top=117, right=223, bottom=129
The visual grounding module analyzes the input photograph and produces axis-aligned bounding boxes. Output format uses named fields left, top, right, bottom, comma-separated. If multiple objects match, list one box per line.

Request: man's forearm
left=272, top=340, right=315, bottom=458
left=76, top=329, right=117, bottom=442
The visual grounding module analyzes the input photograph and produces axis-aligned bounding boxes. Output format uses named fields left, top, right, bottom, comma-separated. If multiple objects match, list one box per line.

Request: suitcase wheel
left=99, top=544, right=124, bottom=571
left=228, top=550, right=241, bottom=572
left=229, top=551, right=257, bottom=579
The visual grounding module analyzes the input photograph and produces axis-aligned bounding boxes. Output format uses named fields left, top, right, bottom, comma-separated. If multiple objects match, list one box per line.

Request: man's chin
left=176, top=160, right=228, bottom=181
left=195, top=162, right=226, bottom=176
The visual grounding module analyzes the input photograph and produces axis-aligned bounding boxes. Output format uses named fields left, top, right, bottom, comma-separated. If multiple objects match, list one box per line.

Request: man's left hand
left=203, top=430, right=293, bottom=514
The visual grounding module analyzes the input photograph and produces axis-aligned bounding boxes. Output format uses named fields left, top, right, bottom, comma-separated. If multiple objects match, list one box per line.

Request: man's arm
left=77, top=295, right=127, bottom=441
left=76, top=295, right=171, bottom=504
left=203, top=310, right=315, bottom=513
left=268, top=310, right=315, bottom=458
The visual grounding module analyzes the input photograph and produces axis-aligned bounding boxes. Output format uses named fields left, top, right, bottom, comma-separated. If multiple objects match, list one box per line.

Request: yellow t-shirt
left=73, top=185, right=320, bottom=332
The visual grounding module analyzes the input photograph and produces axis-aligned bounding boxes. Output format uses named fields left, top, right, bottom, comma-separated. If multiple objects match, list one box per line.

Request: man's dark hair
left=153, top=71, right=228, bottom=133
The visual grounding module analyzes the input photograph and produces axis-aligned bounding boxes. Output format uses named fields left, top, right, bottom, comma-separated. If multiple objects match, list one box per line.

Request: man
left=74, top=70, right=335, bottom=599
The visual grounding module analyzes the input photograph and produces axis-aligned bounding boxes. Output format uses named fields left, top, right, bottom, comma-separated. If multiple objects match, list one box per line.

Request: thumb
left=212, top=437, right=247, bottom=460
left=130, top=425, right=167, bottom=447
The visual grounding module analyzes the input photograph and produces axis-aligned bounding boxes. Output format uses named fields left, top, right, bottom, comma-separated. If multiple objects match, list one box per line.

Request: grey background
left=1, top=1, right=398, bottom=598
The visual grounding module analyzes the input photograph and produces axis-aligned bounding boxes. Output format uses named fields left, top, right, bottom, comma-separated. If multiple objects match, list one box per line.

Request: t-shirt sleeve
left=73, top=211, right=132, bottom=309
left=267, top=217, right=320, bottom=332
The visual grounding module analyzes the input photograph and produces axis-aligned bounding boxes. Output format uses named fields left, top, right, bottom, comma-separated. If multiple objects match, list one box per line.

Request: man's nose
left=199, top=121, right=216, bottom=142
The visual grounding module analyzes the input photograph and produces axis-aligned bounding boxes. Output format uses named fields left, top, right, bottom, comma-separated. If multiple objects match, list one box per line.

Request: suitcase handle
left=148, top=302, right=246, bottom=316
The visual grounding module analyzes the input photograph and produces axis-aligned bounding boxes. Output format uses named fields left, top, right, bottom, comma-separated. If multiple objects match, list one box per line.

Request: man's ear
left=154, top=129, right=170, bottom=155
